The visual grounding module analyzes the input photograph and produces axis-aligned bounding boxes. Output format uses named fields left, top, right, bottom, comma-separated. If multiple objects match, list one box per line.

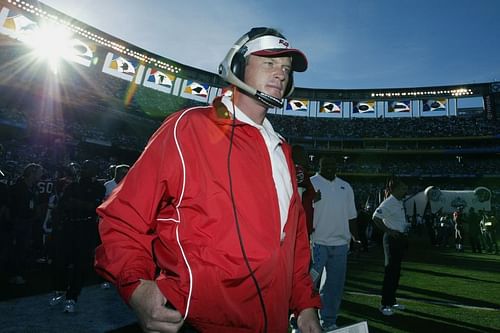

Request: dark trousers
left=8, top=219, right=33, bottom=276
left=358, top=220, right=369, bottom=251
left=469, top=232, right=482, bottom=253
left=51, top=220, right=97, bottom=301
left=381, top=233, right=408, bottom=307
left=426, top=221, right=436, bottom=246
left=484, top=229, right=498, bottom=253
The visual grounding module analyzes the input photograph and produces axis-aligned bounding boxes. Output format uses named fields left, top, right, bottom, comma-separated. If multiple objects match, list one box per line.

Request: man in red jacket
left=95, top=27, right=321, bottom=333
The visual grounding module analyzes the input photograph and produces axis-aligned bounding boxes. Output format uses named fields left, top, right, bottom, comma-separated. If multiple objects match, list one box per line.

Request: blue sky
left=41, top=0, right=500, bottom=90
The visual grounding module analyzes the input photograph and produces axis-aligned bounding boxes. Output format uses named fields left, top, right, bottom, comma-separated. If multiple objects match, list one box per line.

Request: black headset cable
left=227, top=95, right=268, bottom=333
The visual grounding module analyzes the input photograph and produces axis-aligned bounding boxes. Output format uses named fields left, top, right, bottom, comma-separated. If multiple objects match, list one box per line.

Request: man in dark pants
left=467, top=207, right=482, bottom=253
left=7, top=163, right=43, bottom=285
left=372, top=177, right=409, bottom=316
left=49, top=160, right=105, bottom=313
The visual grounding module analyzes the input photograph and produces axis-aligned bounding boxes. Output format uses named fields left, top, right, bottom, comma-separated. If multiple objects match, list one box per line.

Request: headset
left=218, top=27, right=301, bottom=109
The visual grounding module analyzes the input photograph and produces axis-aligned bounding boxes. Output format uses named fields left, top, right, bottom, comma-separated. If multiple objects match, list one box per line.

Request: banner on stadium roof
left=351, top=100, right=376, bottom=118
left=483, top=94, right=497, bottom=120
left=284, top=99, right=309, bottom=116
left=0, top=7, right=95, bottom=69
left=208, top=86, right=222, bottom=104
left=267, top=105, right=284, bottom=115
left=102, top=52, right=144, bottom=83
left=143, top=68, right=176, bottom=94
left=385, top=100, right=411, bottom=118
left=421, top=98, right=447, bottom=116
left=318, top=101, right=342, bottom=118
left=266, top=107, right=276, bottom=114
left=0, top=7, right=38, bottom=42
left=179, top=79, right=210, bottom=103
left=66, top=38, right=94, bottom=67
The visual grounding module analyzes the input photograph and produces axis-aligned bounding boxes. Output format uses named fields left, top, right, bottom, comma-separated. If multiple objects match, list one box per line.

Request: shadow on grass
left=403, top=266, right=499, bottom=284
left=346, top=275, right=500, bottom=310
left=396, top=284, right=500, bottom=310
left=405, top=238, right=500, bottom=275
left=339, top=300, right=493, bottom=333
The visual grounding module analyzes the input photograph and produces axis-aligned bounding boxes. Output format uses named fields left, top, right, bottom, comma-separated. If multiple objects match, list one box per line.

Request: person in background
left=423, top=207, right=436, bottom=246
left=104, top=164, right=130, bottom=199
left=309, top=155, right=360, bottom=331
left=106, top=164, right=116, bottom=181
left=95, top=27, right=321, bottom=333
left=292, top=144, right=315, bottom=237
left=99, top=163, right=130, bottom=289
left=7, top=163, right=43, bottom=285
left=482, top=212, right=498, bottom=254
left=289, top=145, right=317, bottom=331
left=453, top=208, right=465, bottom=252
left=372, top=177, right=410, bottom=316
left=466, top=207, right=482, bottom=254
left=357, top=204, right=372, bottom=252
left=49, top=160, right=105, bottom=313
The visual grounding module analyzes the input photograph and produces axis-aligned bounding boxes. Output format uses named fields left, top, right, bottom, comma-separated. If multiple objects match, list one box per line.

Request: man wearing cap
left=95, top=27, right=322, bottom=333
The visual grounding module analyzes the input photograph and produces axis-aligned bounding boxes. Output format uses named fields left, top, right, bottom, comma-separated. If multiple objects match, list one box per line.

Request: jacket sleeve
left=94, top=116, right=182, bottom=303
left=289, top=203, right=322, bottom=315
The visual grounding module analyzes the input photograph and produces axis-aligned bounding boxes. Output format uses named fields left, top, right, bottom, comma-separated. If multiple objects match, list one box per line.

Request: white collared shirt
left=310, top=174, right=357, bottom=246
left=372, top=195, right=410, bottom=233
left=222, top=96, right=292, bottom=236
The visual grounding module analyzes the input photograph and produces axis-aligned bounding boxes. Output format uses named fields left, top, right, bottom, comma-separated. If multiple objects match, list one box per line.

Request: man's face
left=33, top=168, right=43, bottom=182
left=319, top=157, right=337, bottom=181
left=393, top=183, right=408, bottom=199
left=244, top=55, right=292, bottom=99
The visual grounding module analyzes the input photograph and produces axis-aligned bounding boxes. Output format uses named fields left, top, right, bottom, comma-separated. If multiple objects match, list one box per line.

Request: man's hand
left=313, top=190, right=322, bottom=203
left=387, top=229, right=402, bottom=239
left=129, top=280, right=184, bottom=333
left=297, top=308, right=322, bottom=333
left=351, top=238, right=363, bottom=251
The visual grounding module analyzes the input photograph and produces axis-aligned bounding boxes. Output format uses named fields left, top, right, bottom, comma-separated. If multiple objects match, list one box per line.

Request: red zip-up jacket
left=95, top=98, right=321, bottom=332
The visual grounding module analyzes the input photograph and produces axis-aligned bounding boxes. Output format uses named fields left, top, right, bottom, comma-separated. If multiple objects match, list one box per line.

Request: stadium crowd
left=269, top=113, right=498, bottom=139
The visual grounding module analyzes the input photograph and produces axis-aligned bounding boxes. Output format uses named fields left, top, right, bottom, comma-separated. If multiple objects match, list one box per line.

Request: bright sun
left=25, top=22, right=73, bottom=74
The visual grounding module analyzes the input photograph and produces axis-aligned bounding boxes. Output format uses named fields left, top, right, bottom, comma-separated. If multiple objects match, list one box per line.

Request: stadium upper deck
left=0, top=0, right=499, bottom=121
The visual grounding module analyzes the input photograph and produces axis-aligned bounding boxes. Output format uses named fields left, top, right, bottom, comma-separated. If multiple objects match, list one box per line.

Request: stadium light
left=8, top=0, right=184, bottom=75
left=24, top=22, right=72, bottom=74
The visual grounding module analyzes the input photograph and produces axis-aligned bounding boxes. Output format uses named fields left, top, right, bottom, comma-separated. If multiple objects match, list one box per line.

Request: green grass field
left=336, top=236, right=500, bottom=333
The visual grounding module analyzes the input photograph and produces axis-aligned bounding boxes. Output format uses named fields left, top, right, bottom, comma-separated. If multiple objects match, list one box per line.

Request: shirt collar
left=389, top=194, right=404, bottom=203
left=316, top=173, right=337, bottom=183
left=221, top=95, right=283, bottom=148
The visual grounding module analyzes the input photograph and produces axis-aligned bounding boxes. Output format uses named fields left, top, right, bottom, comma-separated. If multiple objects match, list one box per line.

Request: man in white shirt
left=103, top=164, right=130, bottom=199
left=310, top=156, right=360, bottom=331
left=101, top=163, right=129, bottom=289
left=372, top=177, right=410, bottom=316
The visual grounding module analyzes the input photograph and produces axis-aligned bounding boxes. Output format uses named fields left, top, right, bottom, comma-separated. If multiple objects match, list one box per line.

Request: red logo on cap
left=279, top=39, right=289, bottom=48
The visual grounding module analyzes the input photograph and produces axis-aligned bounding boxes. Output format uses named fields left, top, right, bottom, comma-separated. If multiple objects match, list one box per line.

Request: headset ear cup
left=231, top=52, right=246, bottom=82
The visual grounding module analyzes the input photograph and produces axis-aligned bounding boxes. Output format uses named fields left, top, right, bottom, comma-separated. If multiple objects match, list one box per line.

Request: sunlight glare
left=25, top=22, right=73, bottom=74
